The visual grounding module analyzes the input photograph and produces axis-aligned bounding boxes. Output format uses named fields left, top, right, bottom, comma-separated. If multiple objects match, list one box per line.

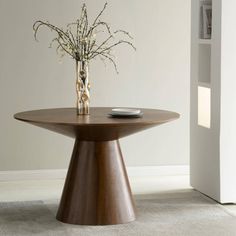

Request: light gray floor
left=1, top=187, right=236, bottom=235
left=0, top=175, right=235, bottom=215
left=1, top=175, right=236, bottom=235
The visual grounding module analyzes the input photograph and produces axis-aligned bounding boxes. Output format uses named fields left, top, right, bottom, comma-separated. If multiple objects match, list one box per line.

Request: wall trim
left=0, top=169, right=67, bottom=182
left=0, top=165, right=189, bottom=182
left=127, top=165, right=189, bottom=177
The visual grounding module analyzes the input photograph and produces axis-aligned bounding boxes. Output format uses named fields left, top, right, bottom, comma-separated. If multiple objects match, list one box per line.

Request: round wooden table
left=14, top=107, right=179, bottom=225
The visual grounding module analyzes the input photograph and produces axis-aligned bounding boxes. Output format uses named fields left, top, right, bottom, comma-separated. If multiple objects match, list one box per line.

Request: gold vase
left=76, top=60, right=90, bottom=115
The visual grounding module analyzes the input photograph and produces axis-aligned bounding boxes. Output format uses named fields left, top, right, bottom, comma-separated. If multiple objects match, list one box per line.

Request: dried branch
left=89, top=34, right=114, bottom=58
left=92, top=2, right=108, bottom=26
left=87, top=21, right=112, bottom=38
left=90, top=40, right=136, bottom=59
left=114, top=30, right=134, bottom=39
left=100, top=53, right=119, bottom=74
left=33, top=2, right=135, bottom=73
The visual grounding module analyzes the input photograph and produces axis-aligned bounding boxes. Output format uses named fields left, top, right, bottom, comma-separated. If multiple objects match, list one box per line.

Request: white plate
left=111, top=108, right=141, bottom=115
left=109, top=112, right=143, bottom=118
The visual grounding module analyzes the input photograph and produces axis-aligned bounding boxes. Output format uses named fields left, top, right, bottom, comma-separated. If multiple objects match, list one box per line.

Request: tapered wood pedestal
left=56, top=140, right=135, bottom=225
left=14, top=107, right=179, bottom=225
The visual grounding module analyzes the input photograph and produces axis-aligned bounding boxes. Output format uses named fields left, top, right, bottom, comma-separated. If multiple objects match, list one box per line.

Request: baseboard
left=0, top=169, right=67, bottom=182
left=127, top=166, right=189, bottom=177
left=0, top=165, right=189, bottom=182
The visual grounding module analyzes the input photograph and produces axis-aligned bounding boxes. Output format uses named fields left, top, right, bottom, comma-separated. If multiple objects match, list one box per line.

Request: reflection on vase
left=76, top=60, right=90, bottom=115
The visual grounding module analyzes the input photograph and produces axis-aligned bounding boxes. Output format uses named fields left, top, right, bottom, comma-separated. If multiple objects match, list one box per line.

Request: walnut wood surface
left=14, top=107, right=179, bottom=225
left=56, top=140, right=136, bottom=225
left=14, top=107, right=179, bottom=141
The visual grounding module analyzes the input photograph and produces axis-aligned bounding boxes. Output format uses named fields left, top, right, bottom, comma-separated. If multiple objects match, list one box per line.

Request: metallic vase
left=76, top=60, right=90, bottom=115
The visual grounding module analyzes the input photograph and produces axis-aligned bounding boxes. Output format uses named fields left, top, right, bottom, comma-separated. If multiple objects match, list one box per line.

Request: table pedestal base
left=56, top=139, right=136, bottom=225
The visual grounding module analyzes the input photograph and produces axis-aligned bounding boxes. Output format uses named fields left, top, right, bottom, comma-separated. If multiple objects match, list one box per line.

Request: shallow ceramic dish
left=111, top=108, right=141, bottom=115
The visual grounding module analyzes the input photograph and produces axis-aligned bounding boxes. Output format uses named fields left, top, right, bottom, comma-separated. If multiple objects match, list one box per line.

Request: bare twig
left=92, top=2, right=108, bottom=26
left=89, top=34, right=114, bottom=58
left=90, top=40, right=136, bottom=59
left=100, top=53, right=119, bottom=74
left=33, top=2, right=135, bottom=72
left=114, top=30, right=134, bottom=39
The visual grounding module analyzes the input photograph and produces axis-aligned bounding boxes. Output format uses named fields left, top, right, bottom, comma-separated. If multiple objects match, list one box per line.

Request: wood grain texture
left=14, top=107, right=180, bottom=140
left=56, top=140, right=136, bottom=225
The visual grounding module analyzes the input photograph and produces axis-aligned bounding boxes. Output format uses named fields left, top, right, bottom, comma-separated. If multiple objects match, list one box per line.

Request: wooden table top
left=14, top=107, right=179, bottom=125
left=14, top=107, right=180, bottom=140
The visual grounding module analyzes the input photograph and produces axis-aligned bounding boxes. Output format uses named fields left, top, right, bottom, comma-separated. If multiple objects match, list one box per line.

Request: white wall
left=0, top=0, right=190, bottom=170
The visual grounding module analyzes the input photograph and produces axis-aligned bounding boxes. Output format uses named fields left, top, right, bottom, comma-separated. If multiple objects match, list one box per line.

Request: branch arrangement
left=33, top=2, right=136, bottom=73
